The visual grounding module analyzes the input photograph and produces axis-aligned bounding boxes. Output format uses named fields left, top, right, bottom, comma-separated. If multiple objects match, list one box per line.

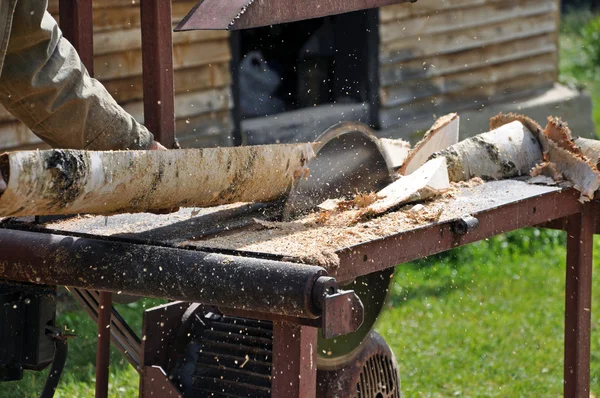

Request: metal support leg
left=140, top=0, right=176, bottom=148
left=95, top=292, right=112, bottom=398
left=69, top=288, right=142, bottom=370
left=564, top=204, right=594, bottom=397
left=58, top=0, right=94, bottom=75
left=271, top=321, right=318, bottom=398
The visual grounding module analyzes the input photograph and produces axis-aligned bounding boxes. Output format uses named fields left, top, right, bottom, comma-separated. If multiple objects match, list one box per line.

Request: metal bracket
left=311, top=276, right=365, bottom=338
left=321, top=290, right=364, bottom=339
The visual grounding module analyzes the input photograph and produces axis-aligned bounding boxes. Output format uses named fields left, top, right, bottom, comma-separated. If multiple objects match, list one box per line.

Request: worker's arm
left=0, top=0, right=156, bottom=150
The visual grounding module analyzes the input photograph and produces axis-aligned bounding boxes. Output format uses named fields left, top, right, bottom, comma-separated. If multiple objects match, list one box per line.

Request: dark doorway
left=230, top=10, right=380, bottom=145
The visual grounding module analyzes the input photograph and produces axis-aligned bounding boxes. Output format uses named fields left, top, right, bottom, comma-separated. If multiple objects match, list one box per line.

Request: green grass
left=376, top=229, right=600, bottom=397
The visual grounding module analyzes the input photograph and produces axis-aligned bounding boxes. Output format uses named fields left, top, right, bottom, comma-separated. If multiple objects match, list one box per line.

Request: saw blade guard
left=283, top=121, right=394, bottom=220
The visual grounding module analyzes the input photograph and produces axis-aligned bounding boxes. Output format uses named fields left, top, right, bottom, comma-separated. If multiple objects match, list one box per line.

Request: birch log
left=430, top=121, right=542, bottom=182
left=0, top=144, right=315, bottom=217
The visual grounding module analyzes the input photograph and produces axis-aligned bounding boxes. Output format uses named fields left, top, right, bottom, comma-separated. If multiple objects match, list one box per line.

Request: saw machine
left=1, top=122, right=598, bottom=398
left=0, top=1, right=597, bottom=398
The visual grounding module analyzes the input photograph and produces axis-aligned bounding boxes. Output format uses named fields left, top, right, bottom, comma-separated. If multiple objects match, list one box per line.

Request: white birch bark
left=431, top=121, right=542, bottom=182
left=0, top=144, right=315, bottom=217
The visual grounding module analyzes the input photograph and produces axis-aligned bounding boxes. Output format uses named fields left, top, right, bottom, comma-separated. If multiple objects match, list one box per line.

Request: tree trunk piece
left=363, top=157, right=449, bottom=217
left=431, top=120, right=542, bottom=182
left=0, top=144, right=315, bottom=217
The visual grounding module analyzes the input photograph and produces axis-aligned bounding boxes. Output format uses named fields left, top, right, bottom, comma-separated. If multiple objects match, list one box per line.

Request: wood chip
left=399, top=113, right=459, bottom=175
left=378, top=138, right=411, bottom=170
left=363, top=157, right=450, bottom=218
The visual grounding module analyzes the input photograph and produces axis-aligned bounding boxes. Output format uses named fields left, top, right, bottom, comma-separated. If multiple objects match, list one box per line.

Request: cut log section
left=399, top=113, right=459, bottom=175
left=431, top=120, right=542, bottom=182
left=535, top=118, right=600, bottom=202
left=363, top=157, right=450, bottom=217
left=537, top=136, right=600, bottom=201
left=491, top=113, right=600, bottom=201
left=0, top=144, right=315, bottom=217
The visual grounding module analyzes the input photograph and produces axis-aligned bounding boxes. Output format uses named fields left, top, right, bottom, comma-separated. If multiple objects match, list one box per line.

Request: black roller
left=0, top=228, right=326, bottom=318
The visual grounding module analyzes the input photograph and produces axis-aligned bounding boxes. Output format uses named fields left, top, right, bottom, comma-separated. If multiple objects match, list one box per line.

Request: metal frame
left=9, top=2, right=594, bottom=398
left=1, top=190, right=595, bottom=397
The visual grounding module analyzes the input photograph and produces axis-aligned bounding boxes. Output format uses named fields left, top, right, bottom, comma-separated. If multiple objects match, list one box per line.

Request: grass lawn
left=377, top=230, right=600, bottom=397
left=5, top=8, right=600, bottom=398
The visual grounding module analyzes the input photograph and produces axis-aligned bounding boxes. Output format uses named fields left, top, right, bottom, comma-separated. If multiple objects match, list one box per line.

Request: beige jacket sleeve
left=0, top=0, right=154, bottom=150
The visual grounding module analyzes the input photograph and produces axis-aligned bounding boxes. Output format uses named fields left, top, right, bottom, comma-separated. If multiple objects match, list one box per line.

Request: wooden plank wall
left=1, top=1, right=560, bottom=150
left=379, top=0, right=559, bottom=129
left=0, top=0, right=232, bottom=151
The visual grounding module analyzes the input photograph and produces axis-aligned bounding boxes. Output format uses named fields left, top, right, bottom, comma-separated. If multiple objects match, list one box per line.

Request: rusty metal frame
left=1, top=189, right=595, bottom=397
left=15, top=2, right=596, bottom=398
left=139, top=302, right=189, bottom=397
left=140, top=0, right=176, bottom=148
left=564, top=203, right=594, bottom=397
left=271, top=321, right=318, bottom=396
left=334, top=188, right=583, bottom=282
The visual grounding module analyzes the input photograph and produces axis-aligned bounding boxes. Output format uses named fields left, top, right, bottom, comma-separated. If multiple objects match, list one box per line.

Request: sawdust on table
left=197, top=179, right=484, bottom=269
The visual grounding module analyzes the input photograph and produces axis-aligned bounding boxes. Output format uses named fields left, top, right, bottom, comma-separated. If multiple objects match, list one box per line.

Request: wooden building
left=0, top=0, right=566, bottom=151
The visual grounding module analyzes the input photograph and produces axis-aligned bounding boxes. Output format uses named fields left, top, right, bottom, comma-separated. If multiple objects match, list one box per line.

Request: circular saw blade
left=282, top=121, right=396, bottom=367
left=283, top=121, right=393, bottom=220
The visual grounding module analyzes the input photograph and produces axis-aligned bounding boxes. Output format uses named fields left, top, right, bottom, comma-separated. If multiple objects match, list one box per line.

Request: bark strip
left=0, top=144, right=315, bottom=217
left=574, top=137, right=600, bottom=170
